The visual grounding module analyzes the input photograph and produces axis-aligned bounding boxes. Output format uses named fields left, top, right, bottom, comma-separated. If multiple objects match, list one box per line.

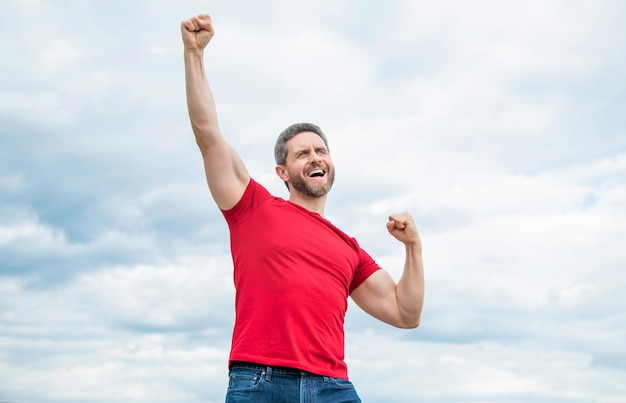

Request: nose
left=310, top=150, right=323, bottom=163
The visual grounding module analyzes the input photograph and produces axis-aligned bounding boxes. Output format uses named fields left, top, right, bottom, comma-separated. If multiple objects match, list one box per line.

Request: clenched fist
left=386, top=212, right=421, bottom=249
left=181, top=14, right=214, bottom=51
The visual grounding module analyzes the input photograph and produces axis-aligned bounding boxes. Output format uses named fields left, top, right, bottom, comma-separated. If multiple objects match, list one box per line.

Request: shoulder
left=221, top=178, right=280, bottom=222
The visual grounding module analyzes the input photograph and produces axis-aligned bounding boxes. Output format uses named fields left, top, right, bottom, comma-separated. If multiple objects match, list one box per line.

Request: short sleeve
left=221, top=179, right=271, bottom=226
left=349, top=247, right=381, bottom=294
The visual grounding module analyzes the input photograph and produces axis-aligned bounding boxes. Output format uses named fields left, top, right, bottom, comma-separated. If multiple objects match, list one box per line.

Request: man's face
left=282, top=131, right=335, bottom=198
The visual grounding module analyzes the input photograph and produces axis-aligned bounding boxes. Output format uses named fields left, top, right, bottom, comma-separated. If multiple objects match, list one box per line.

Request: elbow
left=396, top=315, right=420, bottom=329
left=396, top=304, right=422, bottom=329
left=193, top=125, right=222, bottom=154
left=401, top=319, right=420, bottom=329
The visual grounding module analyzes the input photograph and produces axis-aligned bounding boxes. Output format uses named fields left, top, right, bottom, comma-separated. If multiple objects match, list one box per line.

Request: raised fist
left=181, top=14, right=214, bottom=51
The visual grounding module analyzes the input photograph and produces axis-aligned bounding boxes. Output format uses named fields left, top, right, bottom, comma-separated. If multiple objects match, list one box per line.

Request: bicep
left=350, top=269, right=403, bottom=327
left=201, top=140, right=250, bottom=210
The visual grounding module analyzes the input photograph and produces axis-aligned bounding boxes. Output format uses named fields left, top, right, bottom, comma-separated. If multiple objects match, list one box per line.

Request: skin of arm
left=181, top=14, right=249, bottom=210
left=350, top=212, right=425, bottom=329
left=182, top=14, right=424, bottom=329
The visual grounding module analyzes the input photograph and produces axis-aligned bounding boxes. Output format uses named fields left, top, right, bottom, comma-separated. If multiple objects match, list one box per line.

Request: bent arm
left=183, top=15, right=249, bottom=210
left=351, top=213, right=425, bottom=328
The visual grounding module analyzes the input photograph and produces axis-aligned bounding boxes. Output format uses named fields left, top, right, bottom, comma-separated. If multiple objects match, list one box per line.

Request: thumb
left=387, top=219, right=403, bottom=233
left=387, top=216, right=406, bottom=230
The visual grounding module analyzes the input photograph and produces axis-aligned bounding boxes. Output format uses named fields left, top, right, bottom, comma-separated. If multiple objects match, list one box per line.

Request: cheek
left=286, top=165, right=302, bottom=179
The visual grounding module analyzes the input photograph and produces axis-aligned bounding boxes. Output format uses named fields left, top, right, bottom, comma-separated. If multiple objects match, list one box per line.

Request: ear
left=275, top=165, right=289, bottom=182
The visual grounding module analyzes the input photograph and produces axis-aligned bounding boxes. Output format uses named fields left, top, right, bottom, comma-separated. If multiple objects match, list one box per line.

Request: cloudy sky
left=1, top=0, right=625, bottom=402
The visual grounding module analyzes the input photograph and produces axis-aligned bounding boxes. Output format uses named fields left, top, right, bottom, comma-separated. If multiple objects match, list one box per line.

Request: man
left=181, top=14, right=425, bottom=402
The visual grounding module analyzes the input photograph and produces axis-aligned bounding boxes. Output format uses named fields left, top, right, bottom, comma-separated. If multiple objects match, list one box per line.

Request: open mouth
left=308, top=169, right=326, bottom=178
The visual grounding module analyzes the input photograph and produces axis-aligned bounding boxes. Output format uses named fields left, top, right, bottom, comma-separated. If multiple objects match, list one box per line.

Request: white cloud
left=346, top=333, right=626, bottom=402
left=0, top=215, right=70, bottom=255
left=0, top=258, right=234, bottom=402
left=1, top=0, right=625, bottom=402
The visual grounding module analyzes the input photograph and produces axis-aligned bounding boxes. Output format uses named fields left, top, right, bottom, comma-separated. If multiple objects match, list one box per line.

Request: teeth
left=309, top=169, right=324, bottom=177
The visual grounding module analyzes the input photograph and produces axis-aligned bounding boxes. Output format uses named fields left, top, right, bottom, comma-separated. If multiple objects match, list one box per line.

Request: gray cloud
left=1, top=0, right=626, bottom=402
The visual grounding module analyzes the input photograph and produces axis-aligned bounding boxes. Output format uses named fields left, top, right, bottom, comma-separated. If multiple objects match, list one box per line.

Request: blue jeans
left=225, top=362, right=362, bottom=403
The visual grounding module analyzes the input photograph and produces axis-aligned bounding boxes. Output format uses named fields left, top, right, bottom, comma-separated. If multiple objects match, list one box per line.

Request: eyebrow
left=294, top=146, right=327, bottom=155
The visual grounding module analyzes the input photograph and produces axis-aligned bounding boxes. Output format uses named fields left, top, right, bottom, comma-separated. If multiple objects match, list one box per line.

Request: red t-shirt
left=221, top=179, right=380, bottom=379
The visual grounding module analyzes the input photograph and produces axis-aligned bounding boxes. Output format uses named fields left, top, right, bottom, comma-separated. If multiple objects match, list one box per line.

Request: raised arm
left=181, top=14, right=249, bottom=210
left=351, top=212, right=425, bottom=329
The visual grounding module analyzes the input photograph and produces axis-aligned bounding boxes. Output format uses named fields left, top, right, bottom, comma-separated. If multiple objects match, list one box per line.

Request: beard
left=290, top=169, right=335, bottom=198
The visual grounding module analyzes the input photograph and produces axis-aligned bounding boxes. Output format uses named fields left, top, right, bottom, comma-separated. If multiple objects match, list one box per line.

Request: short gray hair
left=274, top=122, right=329, bottom=165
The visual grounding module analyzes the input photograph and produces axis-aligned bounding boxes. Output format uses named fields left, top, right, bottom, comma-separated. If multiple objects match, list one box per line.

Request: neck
left=288, top=193, right=327, bottom=216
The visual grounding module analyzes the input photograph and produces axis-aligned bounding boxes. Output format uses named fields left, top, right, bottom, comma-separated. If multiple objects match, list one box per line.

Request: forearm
left=184, top=49, right=221, bottom=151
left=395, top=243, right=425, bottom=328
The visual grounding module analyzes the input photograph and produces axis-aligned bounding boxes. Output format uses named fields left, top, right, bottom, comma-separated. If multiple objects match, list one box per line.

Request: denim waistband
left=230, top=361, right=311, bottom=375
